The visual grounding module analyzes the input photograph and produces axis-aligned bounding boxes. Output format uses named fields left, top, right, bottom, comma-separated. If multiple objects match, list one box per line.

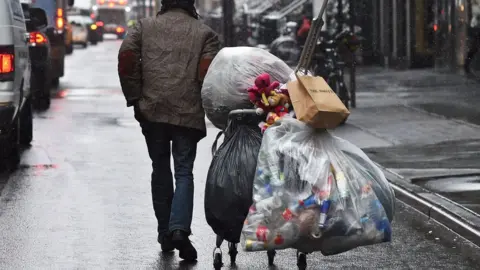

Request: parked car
left=21, top=3, right=52, bottom=110
left=0, top=1, right=48, bottom=171
left=65, top=20, right=74, bottom=54
left=68, top=15, right=88, bottom=48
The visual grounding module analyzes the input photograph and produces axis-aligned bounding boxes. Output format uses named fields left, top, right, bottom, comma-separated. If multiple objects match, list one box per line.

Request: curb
left=375, top=163, right=480, bottom=247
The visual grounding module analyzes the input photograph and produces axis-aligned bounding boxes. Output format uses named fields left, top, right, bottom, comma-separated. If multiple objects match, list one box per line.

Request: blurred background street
left=1, top=0, right=480, bottom=268
left=0, top=40, right=480, bottom=269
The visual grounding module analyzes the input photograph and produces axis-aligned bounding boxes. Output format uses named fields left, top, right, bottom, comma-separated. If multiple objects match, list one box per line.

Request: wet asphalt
left=1, top=40, right=480, bottom=269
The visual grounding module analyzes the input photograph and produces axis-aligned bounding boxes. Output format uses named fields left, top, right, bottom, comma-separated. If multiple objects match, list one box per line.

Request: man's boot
left=158, top=233, right=174, bottom=252
left=171, top=230, right=198, bottom=261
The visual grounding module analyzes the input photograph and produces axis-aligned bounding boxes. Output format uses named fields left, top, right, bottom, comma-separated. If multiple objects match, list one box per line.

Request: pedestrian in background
left=465, top=14, right=480, bottom=74
left=117, top=0, right=220, bottom=262
left=297, top=16, right=311, bottom=47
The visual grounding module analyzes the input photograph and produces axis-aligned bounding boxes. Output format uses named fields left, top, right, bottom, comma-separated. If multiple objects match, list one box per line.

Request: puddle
left=413, top=174, right=480, bottom=213
left=416, top=175, right=480, bottom=193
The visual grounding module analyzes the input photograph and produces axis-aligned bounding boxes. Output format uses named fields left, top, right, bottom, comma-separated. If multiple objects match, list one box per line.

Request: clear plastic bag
left=201, top=47, right=293, bottom=130
left=241, top=118, right=394, bottom=255
left=204, top=119, right=263, bottom=243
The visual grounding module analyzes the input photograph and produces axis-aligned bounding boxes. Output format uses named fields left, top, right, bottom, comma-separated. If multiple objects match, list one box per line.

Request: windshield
left=97, top=9, right=126, bottom=26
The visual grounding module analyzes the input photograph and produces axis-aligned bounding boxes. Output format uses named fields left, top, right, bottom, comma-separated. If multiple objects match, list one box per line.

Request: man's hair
left=159, top=0, right=199, bottom=19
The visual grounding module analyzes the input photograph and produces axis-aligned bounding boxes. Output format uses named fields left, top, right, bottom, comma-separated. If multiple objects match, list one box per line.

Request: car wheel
left=83, top=42, right=88, bottom=48
left=0, top=107, right=20, bottom=173
left=51, top=77, right=60, bottom=89
left=66, top=44, right=73, bottom=55
left=91, top=39, right=98, bottom=45
left=31, top=69, right=51, bottom=111
left=0, top=126, right=20, bottom=172
left=19, top=97, right=33, bottom=146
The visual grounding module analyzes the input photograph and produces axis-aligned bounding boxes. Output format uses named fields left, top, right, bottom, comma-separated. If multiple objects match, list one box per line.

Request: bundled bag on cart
left=201, top=47, right=293, bottom=130
left=204, top=119, right=263, bottom=243
left=241, top=118, right=395, bottom=255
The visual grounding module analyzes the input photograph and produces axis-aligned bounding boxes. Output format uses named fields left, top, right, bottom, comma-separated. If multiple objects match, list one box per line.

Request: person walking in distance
left=117, top=0, right=220, bottom=262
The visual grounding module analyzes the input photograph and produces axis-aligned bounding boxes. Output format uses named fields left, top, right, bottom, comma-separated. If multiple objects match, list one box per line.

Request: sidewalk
left=338, top=67, right=480, bottom=246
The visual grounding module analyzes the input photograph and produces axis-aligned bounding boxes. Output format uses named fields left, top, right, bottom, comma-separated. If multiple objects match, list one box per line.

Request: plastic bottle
left=331, top=165, right=349, bottom=199
left=244, top=212, right=265, bottom=226
left=281, top=203, right=302, bottom=221
left=271, top=222, right=301, bottom=249
left=299, top=194, right=322, bottom=208
left=243, top=224, right=273, bottom=242
left=368, top=199, right=392, bottom=242
left=244, top=239, right=268, bottom=252
left=256, top=168, right=272, bottom=185
left=318, top=200, right=331, bottom=229
left=255, top=195, right=283, bottom=214
left=253, top=184, right=273, bottom=202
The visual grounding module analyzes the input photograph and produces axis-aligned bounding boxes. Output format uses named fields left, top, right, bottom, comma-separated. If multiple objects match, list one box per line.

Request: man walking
left=117, top=0, right=220, bottom=261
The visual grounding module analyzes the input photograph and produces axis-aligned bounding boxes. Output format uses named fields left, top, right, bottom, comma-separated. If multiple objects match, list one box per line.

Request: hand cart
left=211, top=1, right=330, bottom=268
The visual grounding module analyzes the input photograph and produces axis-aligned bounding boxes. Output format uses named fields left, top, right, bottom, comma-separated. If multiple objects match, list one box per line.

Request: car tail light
left=0, top=46, right=14, bottom=81
left=29, top=32, right=48, bottom=45
left=96, top=21, right=104, bottom=27
left=116, top=26, right=125, bottom=33
left=56, top=8, right=64, bottom=30
left=0, top=54, right=14, bottom=73
left=91, top=24, right=98, bottom=30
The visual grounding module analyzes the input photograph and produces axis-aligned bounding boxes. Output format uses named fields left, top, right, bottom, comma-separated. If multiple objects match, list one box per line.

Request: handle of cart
left=211, top=1, right=328, bottom=268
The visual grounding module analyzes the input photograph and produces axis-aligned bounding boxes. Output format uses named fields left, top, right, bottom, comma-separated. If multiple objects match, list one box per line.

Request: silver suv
left=0, top=0, right=47, bottom=171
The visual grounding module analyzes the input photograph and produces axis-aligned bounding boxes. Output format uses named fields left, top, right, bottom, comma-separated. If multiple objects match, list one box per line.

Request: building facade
left=347, top=0, right=479, bottom=71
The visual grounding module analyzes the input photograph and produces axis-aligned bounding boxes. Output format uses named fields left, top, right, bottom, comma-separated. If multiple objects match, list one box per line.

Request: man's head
left=159, top=0, right=198, bottom=19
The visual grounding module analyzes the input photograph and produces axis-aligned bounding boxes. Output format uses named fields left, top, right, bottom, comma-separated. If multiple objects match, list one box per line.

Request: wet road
left=1, top=41, right=480, bottom=269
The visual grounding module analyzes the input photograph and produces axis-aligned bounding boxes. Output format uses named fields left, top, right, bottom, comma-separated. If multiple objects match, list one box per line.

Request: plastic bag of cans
left=241, top=118, right=394, bottom=255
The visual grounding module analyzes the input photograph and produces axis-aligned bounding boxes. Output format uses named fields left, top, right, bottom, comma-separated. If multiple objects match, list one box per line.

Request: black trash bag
left=204, top=123, right=263, bottom=243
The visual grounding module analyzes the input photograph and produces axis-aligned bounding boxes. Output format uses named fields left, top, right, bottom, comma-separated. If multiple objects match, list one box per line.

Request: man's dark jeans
left=135, top=107, right=202, bottom=240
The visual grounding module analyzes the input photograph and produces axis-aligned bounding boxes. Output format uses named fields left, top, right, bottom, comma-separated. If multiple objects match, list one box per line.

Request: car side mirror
left=68, top=0, right=74, bottom=6
left=29, top=8, right=48, bottom=30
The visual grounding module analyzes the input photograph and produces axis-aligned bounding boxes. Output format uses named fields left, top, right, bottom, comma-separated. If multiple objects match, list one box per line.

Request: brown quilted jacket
left=118, top=9, right=221, bottom=135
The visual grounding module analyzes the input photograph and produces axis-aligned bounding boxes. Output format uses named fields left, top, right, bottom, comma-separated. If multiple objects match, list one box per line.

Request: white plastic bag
left=241, top=118, right=395, bottom=255
left=201, top=47, right=293, bottom=130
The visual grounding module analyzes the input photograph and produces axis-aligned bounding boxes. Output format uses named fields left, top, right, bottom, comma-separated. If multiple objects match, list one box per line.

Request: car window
left=68, top=15, right=82, bottom=24
left=10, top=0, right=24, bottom=19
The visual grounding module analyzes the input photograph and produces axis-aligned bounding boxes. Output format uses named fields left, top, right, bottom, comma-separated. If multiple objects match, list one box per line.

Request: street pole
left=222, top=0, right=235, bottom=47
left=349, top=0, right=356, bottom=108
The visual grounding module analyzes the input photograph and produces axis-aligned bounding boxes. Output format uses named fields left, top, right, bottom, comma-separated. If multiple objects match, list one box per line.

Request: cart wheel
left=267, top=250, right=276, bottom=266
left=296, top=251, right=307, bottom=270
left=228, top=242, right=238, bottom=265
left=213, top=248, right=223, bottom=270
